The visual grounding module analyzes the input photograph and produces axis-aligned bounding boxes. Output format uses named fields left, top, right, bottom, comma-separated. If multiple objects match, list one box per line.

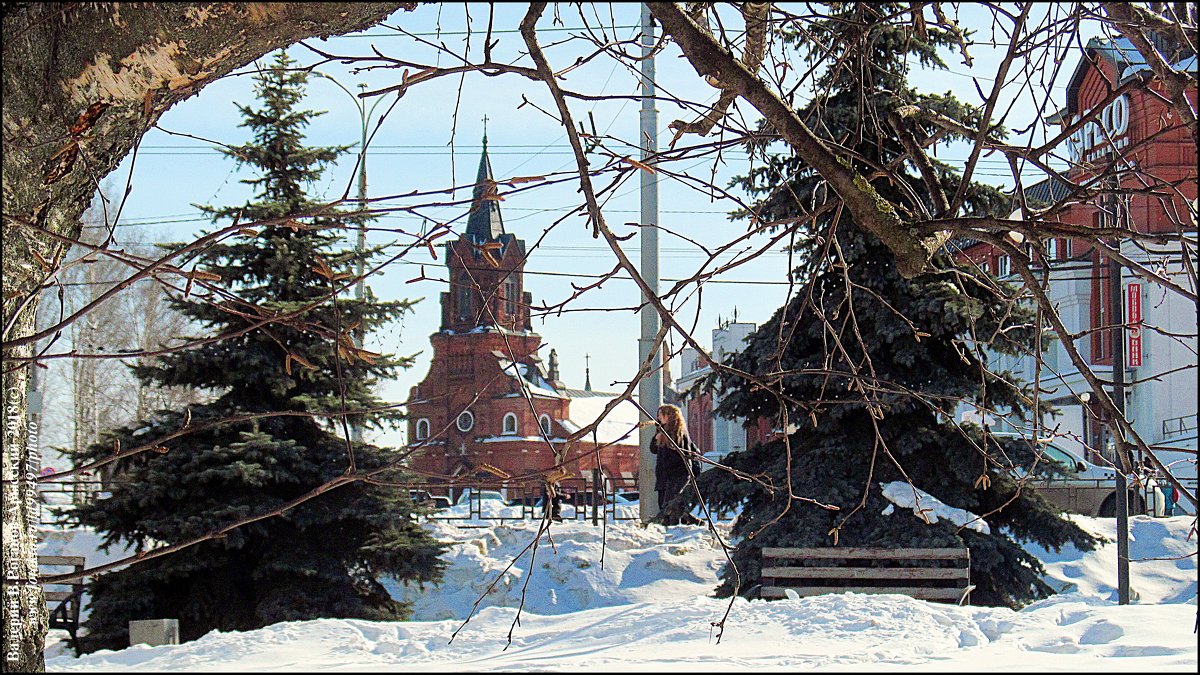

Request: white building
left=674, top=320, right=760, bottom=467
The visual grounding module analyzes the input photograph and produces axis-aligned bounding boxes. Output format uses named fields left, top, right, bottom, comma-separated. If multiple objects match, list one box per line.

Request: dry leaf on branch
left=621, top=156, right=656, bottom=174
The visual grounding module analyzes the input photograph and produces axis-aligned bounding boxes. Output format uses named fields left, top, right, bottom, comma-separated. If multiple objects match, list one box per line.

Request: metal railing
left=36, top=473, right=738, bottom=529
left=1162, top=413, right=1198, bottom=438
left=36, top=479, right=119, bottom=526
left=413, top=471, right=645, bottom=526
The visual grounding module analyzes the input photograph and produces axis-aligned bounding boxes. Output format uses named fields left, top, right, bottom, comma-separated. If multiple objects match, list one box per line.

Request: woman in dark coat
left=649, top=404, right=700, bottom=525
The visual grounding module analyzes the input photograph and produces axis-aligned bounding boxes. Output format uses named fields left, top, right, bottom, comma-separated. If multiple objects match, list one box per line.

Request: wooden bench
left=38, top=555, right=85, bottom=656
left=760, top=547, right=972, bottom=605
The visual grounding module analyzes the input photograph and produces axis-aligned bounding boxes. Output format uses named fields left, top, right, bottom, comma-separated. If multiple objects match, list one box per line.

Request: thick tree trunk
left=2, top=3, right=412, bottom=669
left=647, top=2, right=947, bottom=278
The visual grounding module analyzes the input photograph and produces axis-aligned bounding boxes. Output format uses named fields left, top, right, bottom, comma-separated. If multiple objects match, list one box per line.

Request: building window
left=996, top=254, right=1011, bottom=277
left=415, top=418, right=430, bottom=441
left=1045, top=238, right=1059, bottom=262
left=457, top=283, right=473, bottom=321
left=505, top=277, right=519, bottom=319
left=456, top=410, right=475, bottom=433
left=502, top=412, right=518, bottom=435
left=1091, top=252, right=1113, bottom=364
left=539, top=414, right=552, bottom=436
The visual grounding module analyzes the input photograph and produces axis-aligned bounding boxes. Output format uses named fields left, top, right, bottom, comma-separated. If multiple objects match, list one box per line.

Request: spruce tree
left=72, top=51, right=444, bottom=651
left=692, top=5, right=1097, bottom=608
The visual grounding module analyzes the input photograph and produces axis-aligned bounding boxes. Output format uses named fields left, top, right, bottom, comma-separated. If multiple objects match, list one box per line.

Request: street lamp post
left=316, top=73, right=386, bottom=445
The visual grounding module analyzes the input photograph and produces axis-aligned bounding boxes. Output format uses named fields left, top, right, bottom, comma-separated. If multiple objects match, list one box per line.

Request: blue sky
left=89, top=3, right=1103, bottom=447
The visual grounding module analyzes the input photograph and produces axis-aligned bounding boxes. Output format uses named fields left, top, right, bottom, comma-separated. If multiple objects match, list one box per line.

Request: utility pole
left=1107, top=189, right=1131, bottom=605
left=637, top=2, right=662, bottom=524
left=352, top=82, right=369, bottom=445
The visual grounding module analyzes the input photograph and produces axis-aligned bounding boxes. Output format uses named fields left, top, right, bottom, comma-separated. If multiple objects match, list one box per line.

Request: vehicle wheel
left=1097, top=492, right=1146, bottom=517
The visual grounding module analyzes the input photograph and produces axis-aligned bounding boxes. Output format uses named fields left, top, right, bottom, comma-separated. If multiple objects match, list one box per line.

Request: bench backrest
left=760, top=547, right=971, bottom=604
left=37, top=555, right=86, bottom=616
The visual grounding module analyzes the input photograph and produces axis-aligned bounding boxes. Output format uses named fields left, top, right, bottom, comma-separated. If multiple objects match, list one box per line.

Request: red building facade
left=955, top=36, right=1197, bottom=467
left=406, top=138, right=640, bottom=487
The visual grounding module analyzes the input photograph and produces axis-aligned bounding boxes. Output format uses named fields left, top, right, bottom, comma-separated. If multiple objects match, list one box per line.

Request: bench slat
left=761, top=586, right=969, bottom=602
left=762, top=566, right=969, bottom=581
left=762, top=547, right=968, bottom=560
left=37, top=555, right=85, bottom=567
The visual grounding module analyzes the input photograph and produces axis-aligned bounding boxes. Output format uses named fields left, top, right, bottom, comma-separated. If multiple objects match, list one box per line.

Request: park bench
left=38, top=555, right=86, bottom=656
left=759, top=547, right=972, bottom=605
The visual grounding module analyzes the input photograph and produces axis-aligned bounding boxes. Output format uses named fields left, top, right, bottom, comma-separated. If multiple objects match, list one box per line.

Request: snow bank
left=45, top=589, right=1198, bottom=671
left=42, top=515, right=1198, bottom=671
left=385, top=519, right=729, bottom=620
left=1024, top=514, right=1198, bottom=604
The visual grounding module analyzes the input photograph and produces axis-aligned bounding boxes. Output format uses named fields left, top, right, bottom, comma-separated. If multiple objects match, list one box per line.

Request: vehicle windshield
left=1013, top=440, right=1077, bottom=478
left=1039, top=445, right=1078, bottom=472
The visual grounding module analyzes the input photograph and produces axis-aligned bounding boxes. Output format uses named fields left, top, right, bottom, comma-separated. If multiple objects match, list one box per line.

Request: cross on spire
left=482, top=114, right=489, bottom=145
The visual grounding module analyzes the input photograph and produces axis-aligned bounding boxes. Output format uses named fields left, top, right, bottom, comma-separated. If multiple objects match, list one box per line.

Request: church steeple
left=466, top=126, right=505, bottom=242
left=440, top=122, right=530, bottom=335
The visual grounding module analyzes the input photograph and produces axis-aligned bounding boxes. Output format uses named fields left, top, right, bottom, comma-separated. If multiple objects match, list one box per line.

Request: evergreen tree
left=73, top=51, right=444, bottom=651
left=690, top=5, right=1097, bottom=608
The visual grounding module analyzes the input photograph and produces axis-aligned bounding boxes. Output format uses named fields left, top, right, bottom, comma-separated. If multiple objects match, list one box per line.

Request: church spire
left=584, top=354, right=592, bottom=391
left=466, top=121, right=505, bottom=242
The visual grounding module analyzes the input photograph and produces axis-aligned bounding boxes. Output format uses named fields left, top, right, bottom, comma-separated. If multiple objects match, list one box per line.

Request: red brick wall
left=955, top=49, right=1196, bottom=367
left=685, top=390, right=713, bottom=456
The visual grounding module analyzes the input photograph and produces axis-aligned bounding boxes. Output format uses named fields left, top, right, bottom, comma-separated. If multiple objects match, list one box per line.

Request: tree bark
left=2, top=3, right=411, bottom=669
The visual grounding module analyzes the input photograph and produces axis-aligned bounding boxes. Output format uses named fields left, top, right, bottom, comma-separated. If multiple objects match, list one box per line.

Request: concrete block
left=128, top=619, right=180, bottom=647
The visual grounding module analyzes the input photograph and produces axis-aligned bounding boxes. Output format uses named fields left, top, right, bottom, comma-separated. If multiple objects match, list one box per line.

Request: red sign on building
left=1127, top=283, right=1142, bottom=367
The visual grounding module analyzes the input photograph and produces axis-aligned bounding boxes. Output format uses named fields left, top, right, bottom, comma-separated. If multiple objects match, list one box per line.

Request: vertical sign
left=1127, top=283, right=1142, bottom=367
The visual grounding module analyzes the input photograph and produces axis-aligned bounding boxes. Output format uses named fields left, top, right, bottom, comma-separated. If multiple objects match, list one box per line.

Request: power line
left=340, top=24, right=641, bottom=39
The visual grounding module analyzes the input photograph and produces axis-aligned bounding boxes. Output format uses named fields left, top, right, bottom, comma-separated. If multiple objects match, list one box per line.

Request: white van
left=995, top=433, right=1166, bottom=517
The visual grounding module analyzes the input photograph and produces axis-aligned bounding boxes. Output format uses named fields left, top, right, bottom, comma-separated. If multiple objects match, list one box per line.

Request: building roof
left=1009, top=176, right=1074, bottom=211
left=465, top=134, right=505, bottom=243
left=1046, top=35, right=1196, bottom=124
left=560, top=388, right=614, bottom=398
left=496, top=355, right=566, bottom=400
left=559, top=394, right=641, bottom=447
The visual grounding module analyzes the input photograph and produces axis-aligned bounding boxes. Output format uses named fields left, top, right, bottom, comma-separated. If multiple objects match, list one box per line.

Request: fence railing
left=35, top=479, right=118, bottom=526
left=410, top=471, right=644, bottom=525
left=1162, top=413, right=1198, bottom=438
left=35, top=473, right=738, bottom=529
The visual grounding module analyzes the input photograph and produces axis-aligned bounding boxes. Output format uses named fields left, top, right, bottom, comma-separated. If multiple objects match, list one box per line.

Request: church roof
left=466, top=134, right=505, bottom=243
left=496, top=355, right=567, bottom=400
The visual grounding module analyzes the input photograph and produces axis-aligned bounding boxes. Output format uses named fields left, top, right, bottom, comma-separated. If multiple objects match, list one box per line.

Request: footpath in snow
left=41, top=510, right=1198, bottom=672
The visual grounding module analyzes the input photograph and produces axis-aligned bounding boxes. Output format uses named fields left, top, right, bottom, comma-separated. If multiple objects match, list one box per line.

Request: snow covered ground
left=42, top=513, right=1198, bottom=672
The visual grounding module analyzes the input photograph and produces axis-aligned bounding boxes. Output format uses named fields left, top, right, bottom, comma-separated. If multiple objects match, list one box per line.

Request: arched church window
left=415, top=418, right=430, bottom=441
left=539, top=414, right=552, bottom=437
left=502, top=413, right=518, bottom=435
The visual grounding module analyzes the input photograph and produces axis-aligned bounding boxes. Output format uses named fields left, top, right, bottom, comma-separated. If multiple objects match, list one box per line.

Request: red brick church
left=405, top=135, right=640, bottom=489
